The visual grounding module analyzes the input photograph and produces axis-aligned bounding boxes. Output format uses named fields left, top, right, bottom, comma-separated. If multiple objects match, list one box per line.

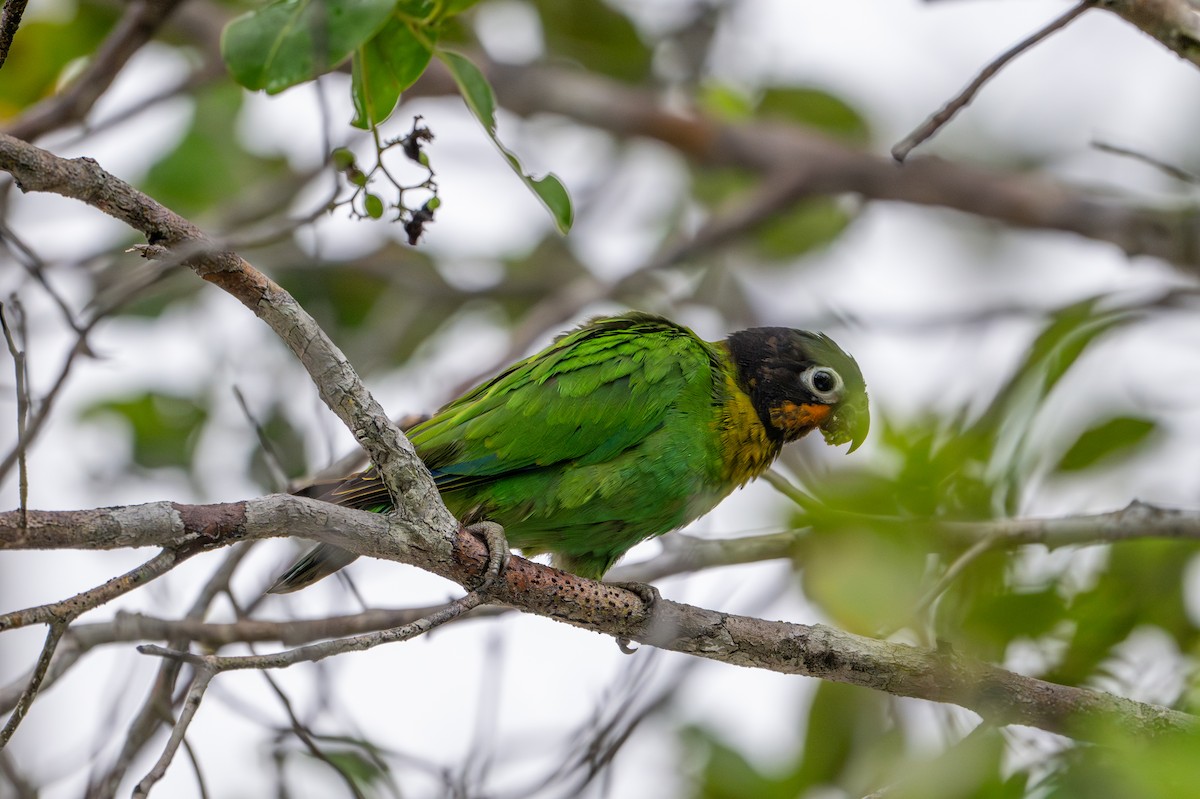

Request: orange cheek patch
left=769, top=401, right=831, bottom=437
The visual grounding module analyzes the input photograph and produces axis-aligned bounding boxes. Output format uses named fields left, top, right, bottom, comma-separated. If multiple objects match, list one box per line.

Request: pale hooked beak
left=820, top=396, right=869, bottom=453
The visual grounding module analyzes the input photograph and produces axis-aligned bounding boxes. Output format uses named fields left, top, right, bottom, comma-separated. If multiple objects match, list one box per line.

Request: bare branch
left=86, top=604, right=496, bottom=648
left=0, top=0, right=28, bottom=72
left=608, top=531, right=802, bottom=583
left=0, top=548, right=184, bottom=632
left=449, top=167, right=831, bottom=396
left=131, top=665, right=214, bottom=799
left=254, top=664, right=369, bottom=799
left=0, top=622, right=65, bottom=748
left=0, top=131, right=458, bottom=555
left=3, top=0, right=187, bottom=141
left=1099, top=0, right=1200, bottom=69
left=2, top=496, right=1196, bottom=742
left=1094, top=139, right=1200, bottom=183
left=409, top=58, right=1200, bottom=270
left=139, top=591, right=483, bottom=671
left=892, top=2, right=1094, bottom=161
left=89, top=544, right=255, bottom=799
left=0, top=218, right=84, bottom=332
left=0, top=300, right=28, bottom=527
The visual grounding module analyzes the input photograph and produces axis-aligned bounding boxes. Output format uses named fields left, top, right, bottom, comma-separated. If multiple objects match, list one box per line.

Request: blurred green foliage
left=248, top=402, right=310, bottom=489
left=682, top=297, right=1200, bottom=797
left=81, top=391, right=208, bottom=471
left=12, top=1, right=1197, bottom=796
left=0, top=3, right=118, bottom=118
left=533, top=0, right=653, bottom=83
left=691, top=84, right=869, bottom=261
left=142, top=83, right=291, bottom=219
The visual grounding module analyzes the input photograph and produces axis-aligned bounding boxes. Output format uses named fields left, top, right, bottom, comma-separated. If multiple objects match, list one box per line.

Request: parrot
left=268, top=312, right=868, bottom=592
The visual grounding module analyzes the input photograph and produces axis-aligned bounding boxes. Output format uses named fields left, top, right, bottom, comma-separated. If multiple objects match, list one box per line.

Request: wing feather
left=322, top=313, right=721, bottom=511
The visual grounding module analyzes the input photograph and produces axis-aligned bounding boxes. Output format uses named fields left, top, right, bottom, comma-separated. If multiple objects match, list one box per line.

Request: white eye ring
left=801, top=366, right=843, bottom=402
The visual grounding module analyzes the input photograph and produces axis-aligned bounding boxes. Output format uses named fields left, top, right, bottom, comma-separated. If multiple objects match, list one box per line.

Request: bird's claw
left=606, top=581, right=661, bottom=654
left=466, top=521, right=510, bottom=595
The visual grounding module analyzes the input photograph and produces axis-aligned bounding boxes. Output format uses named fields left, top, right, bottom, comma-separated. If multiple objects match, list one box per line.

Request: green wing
left=325, top=313, right=720, bottom=513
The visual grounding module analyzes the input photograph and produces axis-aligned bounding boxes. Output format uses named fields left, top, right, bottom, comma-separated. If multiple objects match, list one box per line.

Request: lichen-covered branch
left=0, top=498, right=1194, bottom=742
left=0, top=131, right=457, bottom=549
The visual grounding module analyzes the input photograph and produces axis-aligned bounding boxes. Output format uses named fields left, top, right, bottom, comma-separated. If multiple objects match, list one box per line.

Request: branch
left=138, top=592, right=482, bottom=671
left=130, top=665, right=213, bottom=799
left=0, top=548, right=184, bottom=631
left=0, top=622, right=64, bottom=748
left=1, top=497, right=1195, bottom=742
left=409, top=59, right=1200, bottom=270
left=88, top=544, right=254, bottom=799
left=0, top=130, right=458, bottom=551
left=892, top=2, right=1094, bottom=161
left=3, top=0, right=187, bottom=141
left=1099, top=0, right=1200, bottom=69
left=0, top=0, right=28, bottom=72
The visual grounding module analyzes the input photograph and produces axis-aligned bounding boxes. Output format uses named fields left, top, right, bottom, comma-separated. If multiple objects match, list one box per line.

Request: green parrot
left=269, top=312, right=867, bottom=592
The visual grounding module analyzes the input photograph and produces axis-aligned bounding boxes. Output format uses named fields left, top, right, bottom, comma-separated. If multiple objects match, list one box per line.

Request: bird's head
left=726, top=326, right=869, bottom=453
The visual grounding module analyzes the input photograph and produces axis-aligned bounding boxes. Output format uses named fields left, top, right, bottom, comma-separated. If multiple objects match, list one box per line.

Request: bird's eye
left=802, top=366, right=843, bottom=400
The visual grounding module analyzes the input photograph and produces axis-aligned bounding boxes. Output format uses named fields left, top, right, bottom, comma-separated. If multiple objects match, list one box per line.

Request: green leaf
left=364, top=192, right=384, bottom=218
left=248, top=405, right=309, bottom=489
left=753, top=197, right=852, bottom=260
left=319, top=749, right=387, bottom=787
left=791, top=682, right=897, bottom=792
left=698, top=82, right=756, bottom=121
left=798, top=527, right=927, bottom=635
left=757, top=87, right=871, bottom=144
left=679, top=725, right=794, bottom=799
left=1055, top=416, right=1157, bottom=472
left=440, top=0, right=483, bottom=14
left=332, top=147, right=356, bottom=170
left=82, top=392, right=208, bottom=470
left=1049, top=539, right=1200, bottom=686
left=222, top=0, right=396, bottom=94
left=0, top=4, right=118, bottom=117
left=436, top=50, right=573, bottom=233
left=531, top=0, right=652, bottom=83
left=350, top=14, right=435, bottom=129
left=142, top=83, right=289, bottom=218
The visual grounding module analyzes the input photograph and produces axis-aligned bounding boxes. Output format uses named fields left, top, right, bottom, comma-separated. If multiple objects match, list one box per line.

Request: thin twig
left=446, top=168, right=826, bottom=398
left=891, top=1, right=1094, bottom=161
left=760, top=469, right=822, bottom=510
left=0, top=621, right=65, bottom=749
left=4, top=0, right=187, bottom=141
left=89, top=544, right=255, bottom=799
left=0, top=248, right=185, bottom=484
left=132, top=665, right=215, bottom=798
left=0, top=548, right=186, bottom=632
left=0, top=220, right=83, bottom=332
left=913, top=532, right=1001, bottom=621
left=180, top=739, right=211, bottom=799
left=226, top=591, right=369, bottom=799
left=138, top=591, right=485, bottom=671
left=0, top=636, right=83, bottom=715
left=232, top=385, right=290, bottom=491
left=0, top=300, right=28, bottom=529
left=258, top=670, right=367, bottom=799
left=1093, top=139, right=1200, bottom=184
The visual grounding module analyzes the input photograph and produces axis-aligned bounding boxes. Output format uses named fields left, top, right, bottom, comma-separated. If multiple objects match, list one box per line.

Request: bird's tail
left=267, top=542, right=359, bottom=594
left=268, top=414, right=430, bottom=595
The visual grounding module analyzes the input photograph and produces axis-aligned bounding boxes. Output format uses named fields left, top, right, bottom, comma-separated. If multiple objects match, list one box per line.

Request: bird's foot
left=605, top=581, right=661, bottom=654
left=466, top=521, right=511, bottom=595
